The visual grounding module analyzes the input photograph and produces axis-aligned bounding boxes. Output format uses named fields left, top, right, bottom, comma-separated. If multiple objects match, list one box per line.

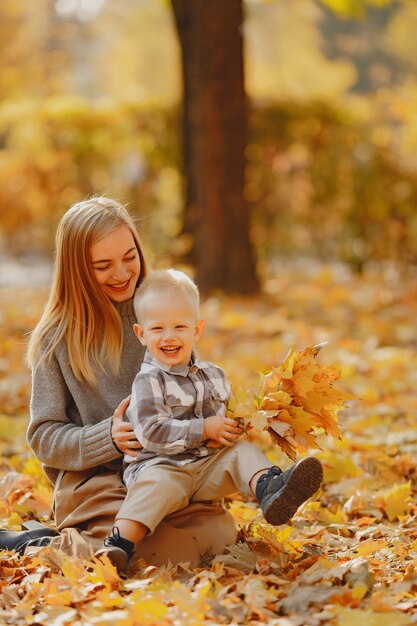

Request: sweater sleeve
left=127, top=373, right=205, bottom=455
left=27, top=352, right=121, bottom=471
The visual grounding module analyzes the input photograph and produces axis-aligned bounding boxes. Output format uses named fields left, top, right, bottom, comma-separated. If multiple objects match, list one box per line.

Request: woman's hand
left=203, top=415, right=244, bottom=448
left=111, top=396, right=142, bottom=455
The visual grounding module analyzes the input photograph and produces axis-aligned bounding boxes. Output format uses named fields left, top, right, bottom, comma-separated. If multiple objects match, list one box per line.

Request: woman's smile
left=91, top=225, right=141, bottom=302
left=107, top=278, right=131, bottom=292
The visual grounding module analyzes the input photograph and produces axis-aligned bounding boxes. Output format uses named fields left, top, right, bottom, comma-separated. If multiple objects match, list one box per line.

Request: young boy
left=98, top=270, right=323, bottom=570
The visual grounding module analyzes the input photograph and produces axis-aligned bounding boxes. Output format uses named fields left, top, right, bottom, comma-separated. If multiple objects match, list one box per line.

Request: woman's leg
left=26, top=465, right=237, bottom=566
left=117, top=464, right=237, bottom=567
left=139, top=502, right=237, bottom=567
left=45, top=466, right=128, bottom=558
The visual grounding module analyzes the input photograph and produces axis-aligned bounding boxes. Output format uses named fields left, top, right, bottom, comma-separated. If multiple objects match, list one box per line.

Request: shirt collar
left=143, top=349, right=209, bottom=376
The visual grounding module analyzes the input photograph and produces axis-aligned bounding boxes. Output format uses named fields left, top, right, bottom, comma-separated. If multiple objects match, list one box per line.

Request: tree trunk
left=172, top=0, right=259, bottom=294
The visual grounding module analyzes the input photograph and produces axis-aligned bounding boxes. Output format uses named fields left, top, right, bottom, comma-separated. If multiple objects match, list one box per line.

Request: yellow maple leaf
left=267, top=418, right=294, bottom=439
left=44, top=588, right=73, bottom=607
left=376, top=481, right=412, bottom=521
left=256, top=525, right=306, bottom=557
left=227, top=387, right=256, bottom=419
left=318, top=451, right=359, bottom=483
left=313, top=363, right=341, bottom=383
left=356, top=539, right=388, bottom=557
left=310, top=407, right=342, bottom=439
left=274, top=347, right=298, bottom=381
left=227, top=500, right=260, bottom=524
left=3, top=511, right=23, bottom=530
left=267, top=428, right=298, bottom=461
left=336, top=608, right=410, bottom=626
left=227, top=343, right=350, bottom=459
left=60, top=555, right=87, bottom=584
left=90, top=553, right=122, bottom=586
left=351, top=583, right=369, bottom=600
left=128, top=598, right=168, bottom=625
left=249, top=409, right=280, bottom=431
left=261, top=367, right=283, bottom=392
left=276, top=408, right=320, bottom=450
left=261, top=390, right=292, bottom=410
left=291, top=365, right=318, bottom=397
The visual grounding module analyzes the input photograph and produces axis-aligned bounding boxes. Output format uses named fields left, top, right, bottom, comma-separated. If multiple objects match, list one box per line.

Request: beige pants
left=45, top=463, right=238, bottom=566
left=118, top=441, right=272, bottom=533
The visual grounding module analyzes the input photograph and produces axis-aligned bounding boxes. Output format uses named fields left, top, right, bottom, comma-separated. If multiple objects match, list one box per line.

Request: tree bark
left=172, top=0, right=258, bottom=294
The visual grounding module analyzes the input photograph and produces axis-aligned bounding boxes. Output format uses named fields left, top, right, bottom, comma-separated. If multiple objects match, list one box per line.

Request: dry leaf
left=228, top=343, right=352, bottom=459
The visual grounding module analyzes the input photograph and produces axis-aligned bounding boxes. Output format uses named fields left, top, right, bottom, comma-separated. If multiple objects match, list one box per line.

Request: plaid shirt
left=123, top=350, right=230, bottom=485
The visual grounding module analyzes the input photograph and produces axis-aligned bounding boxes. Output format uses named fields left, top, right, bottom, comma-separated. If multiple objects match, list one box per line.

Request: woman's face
left=91, top=225, right=141, bottom=302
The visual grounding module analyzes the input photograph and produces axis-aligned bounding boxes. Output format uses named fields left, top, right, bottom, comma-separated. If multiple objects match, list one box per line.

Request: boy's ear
left=133, top=323, right=146, bottom=346
left=194, top=319, right=205, bottom=342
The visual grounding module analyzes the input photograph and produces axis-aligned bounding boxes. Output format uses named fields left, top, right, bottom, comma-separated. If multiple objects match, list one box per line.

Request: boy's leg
left=192, top=440, right=272, bottom=501
left=193, top=441, right=323, bottom=525
left=254, top=457, right=323, bottom=524
left=97, top=464, right=192, bottom=570
left=116, top=464, right=192, bottom=533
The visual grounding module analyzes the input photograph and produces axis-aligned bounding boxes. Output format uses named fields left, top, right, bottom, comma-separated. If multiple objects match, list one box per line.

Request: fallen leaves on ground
left=2, top=262, right=417, bottom=625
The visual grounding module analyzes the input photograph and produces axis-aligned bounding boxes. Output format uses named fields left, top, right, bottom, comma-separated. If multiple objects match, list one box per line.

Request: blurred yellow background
left=1, top=0, right=417, bottom=274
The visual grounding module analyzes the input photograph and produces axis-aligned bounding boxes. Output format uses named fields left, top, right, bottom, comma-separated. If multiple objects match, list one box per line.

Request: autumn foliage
left=2, top=263, right=417, bottom=625
left=228, top=343, right=351, bottom=460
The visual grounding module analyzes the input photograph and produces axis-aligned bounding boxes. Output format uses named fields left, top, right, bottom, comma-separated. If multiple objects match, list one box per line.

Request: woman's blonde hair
left=27, top=197, right=148, bottom=384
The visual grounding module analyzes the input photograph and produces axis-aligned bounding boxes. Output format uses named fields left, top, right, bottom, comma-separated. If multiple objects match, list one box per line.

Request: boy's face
left=134, top=293, right=205, bottom=367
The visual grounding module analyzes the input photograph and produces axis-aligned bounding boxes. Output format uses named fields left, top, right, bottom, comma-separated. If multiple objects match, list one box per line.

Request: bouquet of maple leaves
left=226, top=343, right=352, bottom=460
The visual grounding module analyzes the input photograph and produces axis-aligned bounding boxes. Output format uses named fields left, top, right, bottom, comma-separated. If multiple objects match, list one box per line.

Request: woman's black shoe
left=0, top=528, right=58, bottom=555
left=256, top=457, right=323, bottom=525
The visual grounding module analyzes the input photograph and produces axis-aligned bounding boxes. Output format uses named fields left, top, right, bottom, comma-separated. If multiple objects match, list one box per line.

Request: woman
left=0, top=197, right=237, bottom=564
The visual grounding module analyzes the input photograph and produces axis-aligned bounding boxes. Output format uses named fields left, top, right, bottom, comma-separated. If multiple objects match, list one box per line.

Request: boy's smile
left=134, top=292, right=205, bottom=367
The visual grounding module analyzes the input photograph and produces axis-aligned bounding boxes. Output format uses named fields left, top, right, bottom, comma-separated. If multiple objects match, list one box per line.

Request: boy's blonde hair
left=134, top=269, right=199, bottom=324
left=27, top=196, right=148, bottom=384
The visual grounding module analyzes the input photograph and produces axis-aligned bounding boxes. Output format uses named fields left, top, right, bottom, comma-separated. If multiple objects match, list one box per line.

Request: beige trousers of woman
left=41, top=441, right=271, bottom=567
left=45, top=465, right=237, bottom=566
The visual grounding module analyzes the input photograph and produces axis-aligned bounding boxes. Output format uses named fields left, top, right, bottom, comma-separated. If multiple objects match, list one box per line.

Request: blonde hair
left=134, top=269, right=199, bottom=324
left=27, top=197, right=148, bottom=384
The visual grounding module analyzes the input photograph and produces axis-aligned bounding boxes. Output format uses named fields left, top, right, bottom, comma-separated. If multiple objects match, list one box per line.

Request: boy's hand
left=203, top=415, right=244, bottom=447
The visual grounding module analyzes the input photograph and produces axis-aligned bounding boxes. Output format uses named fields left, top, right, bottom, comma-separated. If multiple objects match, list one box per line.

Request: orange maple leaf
left=228, top=343, right=352, bottom=459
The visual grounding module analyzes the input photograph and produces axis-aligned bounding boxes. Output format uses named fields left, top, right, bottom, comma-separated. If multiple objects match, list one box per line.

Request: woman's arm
left=27, top=352, right=122, bottom=471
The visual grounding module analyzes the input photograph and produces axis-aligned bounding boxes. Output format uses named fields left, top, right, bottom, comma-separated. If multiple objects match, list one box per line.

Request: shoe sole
left=262, top=457, right=323, bottom=525
left=95, top=546, right=128, bottom=572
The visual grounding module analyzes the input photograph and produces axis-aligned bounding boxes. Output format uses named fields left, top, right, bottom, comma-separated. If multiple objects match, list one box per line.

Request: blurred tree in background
left=1, top=0, right=417, bottom=289
left=172, top=0, right=258, bottom=293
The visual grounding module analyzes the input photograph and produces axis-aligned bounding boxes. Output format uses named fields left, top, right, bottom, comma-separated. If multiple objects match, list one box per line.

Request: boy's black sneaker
left=255, top=457, right=323, bottom=525
left=95, top=526, right=135, bottom=572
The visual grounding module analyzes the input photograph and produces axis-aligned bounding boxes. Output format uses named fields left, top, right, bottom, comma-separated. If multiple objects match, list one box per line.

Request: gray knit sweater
left=27, top=298, right=145, bottom=485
